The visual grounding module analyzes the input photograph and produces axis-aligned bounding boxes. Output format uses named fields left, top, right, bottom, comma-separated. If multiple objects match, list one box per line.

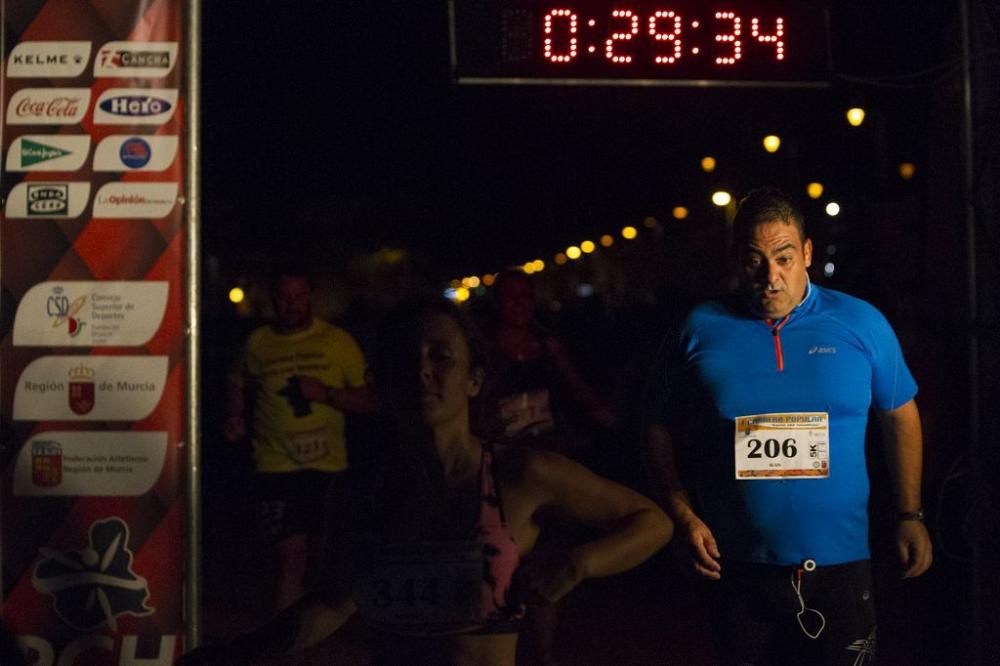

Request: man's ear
left=467, top=367, right=485, bottom=398
left=804, top=238, right=813, bottom=268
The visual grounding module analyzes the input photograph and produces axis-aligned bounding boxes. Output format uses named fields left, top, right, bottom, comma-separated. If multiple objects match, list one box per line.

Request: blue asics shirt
left=663, top=284, right=917, bottom=566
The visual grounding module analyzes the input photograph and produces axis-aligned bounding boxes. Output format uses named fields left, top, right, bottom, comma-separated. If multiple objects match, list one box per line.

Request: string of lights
left=442, top=103, right=917, bottom=304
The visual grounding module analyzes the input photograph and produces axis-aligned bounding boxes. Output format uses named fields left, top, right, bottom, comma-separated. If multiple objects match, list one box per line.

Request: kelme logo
left=7, top=41, right=91, bottom=78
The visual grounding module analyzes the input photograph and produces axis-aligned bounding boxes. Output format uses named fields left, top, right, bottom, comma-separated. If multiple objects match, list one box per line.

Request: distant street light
left=846, top=108, right=866, bottom=127
left=763, top=135, right=781, bottom=153
left=712, top=191, right=732, bottom=206
left=807, top=182, right=824, bottom=199
left=701, top=156, right=717, bottom=173
left=825, top=202, right=841, bottom=216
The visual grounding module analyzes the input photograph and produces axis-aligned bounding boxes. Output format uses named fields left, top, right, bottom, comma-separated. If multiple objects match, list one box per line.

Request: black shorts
left=705, top=559, right=877, bottom=666
left=255, top=470, right=343, bottom=542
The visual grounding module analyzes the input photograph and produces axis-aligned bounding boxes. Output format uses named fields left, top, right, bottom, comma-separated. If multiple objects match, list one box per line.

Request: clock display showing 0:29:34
left=541, top=7, right=787, bottom=67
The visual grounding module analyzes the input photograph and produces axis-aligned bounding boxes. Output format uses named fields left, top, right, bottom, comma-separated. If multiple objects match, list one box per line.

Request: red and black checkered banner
left=1, top=1, right=190, bottom=663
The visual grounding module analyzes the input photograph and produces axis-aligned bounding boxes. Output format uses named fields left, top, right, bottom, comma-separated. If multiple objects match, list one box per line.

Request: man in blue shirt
left=644, top=187, right=932, bottom=665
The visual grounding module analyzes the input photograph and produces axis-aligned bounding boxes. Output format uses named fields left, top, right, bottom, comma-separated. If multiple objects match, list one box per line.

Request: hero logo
left=94, top=88, right=177, bottom=125
left=7, top=88, right=91, bottom=125
left=27, top=184, right=69, bottom=216
left=101, top=95, right=169, bottom=116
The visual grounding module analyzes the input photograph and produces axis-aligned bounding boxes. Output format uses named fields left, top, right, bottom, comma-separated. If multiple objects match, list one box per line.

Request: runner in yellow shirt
left=225, top=267, right=378, bottom=611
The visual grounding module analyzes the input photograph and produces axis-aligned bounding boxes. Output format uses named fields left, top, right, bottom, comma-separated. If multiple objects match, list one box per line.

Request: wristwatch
left=896, top=509, right=924, bottom=522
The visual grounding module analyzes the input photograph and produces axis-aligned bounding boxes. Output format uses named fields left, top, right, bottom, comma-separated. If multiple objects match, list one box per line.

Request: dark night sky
left=200, top=1, right=960, bottom=283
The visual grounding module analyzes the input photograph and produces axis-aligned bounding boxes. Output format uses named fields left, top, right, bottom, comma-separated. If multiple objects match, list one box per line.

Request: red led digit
left=751, top=17, right=785, bottom=61
left=606, top=9, right=639, bottom=64
left=649, top=11, right=683, bottom=64
left=543, top=9, right=578, bottom=63
left=713, top=11, right=742, bottom=65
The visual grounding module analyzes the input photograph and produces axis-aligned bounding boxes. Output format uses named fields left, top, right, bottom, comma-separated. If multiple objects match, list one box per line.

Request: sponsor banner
left=94, top=135, right=178, bottom=171
left=13, top=281, right=169, bottom=347
left=6, top=41, right=91, bottom=78
left=4, top=135, right=90, bottom=172
left=13, top=355, right=168, bottom=421
left=92, top=88, right=178, bottom=125
left=92, top=181, right=177, bottom=218
left=94, top=41, right=178, bottom=78
left=4, top=182, right=91, bottom=219
left=14, top=431, right=167, bottom=496
left=6, top=88, right=91, bottom=125
left=2, top=1, right=188, bottom=659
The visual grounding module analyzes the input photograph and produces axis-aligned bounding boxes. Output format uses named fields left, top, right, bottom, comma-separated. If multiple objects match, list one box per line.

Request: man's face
left=274, top=275, right=313, bottom=332
left=737, top=220, right=813, bottom=320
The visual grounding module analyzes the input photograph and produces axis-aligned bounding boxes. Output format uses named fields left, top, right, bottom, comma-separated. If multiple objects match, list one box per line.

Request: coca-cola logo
left=7, top=88, right=91, bottom=125
left=15, top=96, right=83, bottom=118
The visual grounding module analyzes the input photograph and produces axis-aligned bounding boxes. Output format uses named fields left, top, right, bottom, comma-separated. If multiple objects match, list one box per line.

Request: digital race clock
left=449, top=1, right=831, bottom=87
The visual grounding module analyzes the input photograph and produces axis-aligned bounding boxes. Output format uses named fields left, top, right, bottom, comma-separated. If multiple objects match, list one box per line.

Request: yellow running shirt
left=234, top=320, right=367, bottom=473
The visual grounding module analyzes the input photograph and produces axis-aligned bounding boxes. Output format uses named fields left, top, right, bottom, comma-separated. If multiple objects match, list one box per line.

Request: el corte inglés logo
left=21, top=138, right=71, bottom=166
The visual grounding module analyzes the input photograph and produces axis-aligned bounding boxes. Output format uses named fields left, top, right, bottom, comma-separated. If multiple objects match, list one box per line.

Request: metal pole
left=185, top=0, right=204, bottom=651
left=958, top=0, right=980, bottom=663
left=0, top=0, right=6, bottom=611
